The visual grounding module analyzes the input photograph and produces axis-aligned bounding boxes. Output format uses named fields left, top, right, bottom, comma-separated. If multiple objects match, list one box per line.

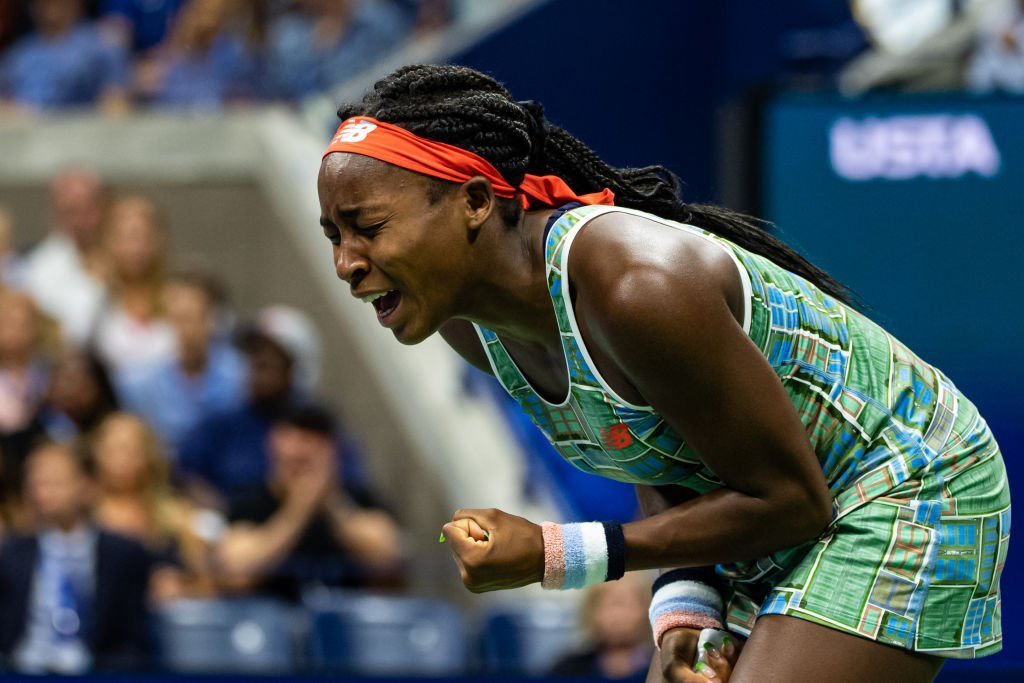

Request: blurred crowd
left=0, top=168, right=406, bottom=673
left=0, top=0, right=498, bottom=114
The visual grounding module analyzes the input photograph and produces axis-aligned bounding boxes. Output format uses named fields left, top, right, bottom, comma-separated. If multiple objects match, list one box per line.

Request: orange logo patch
left=600, top=423, right=633, bottom=450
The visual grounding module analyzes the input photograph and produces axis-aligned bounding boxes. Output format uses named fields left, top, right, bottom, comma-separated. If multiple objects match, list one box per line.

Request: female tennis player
left=316, top=64, right=1009, bottom=682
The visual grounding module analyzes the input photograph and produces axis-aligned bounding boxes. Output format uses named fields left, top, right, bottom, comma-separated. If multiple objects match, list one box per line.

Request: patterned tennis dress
left=473, top=204, right=1009, bottom=658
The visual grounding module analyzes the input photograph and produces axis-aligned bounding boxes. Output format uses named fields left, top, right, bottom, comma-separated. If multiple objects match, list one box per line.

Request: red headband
left=322, top=117, right=615, bottom=210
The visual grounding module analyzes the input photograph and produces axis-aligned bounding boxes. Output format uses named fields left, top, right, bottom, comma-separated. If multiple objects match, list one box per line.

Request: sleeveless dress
left=473, top=204, right=1009, bottom=658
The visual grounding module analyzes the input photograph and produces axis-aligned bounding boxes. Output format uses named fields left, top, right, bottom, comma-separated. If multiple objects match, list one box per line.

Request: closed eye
left=355, top=221, right=386, bottom=236
left=322, top=225, right=341, bottom=245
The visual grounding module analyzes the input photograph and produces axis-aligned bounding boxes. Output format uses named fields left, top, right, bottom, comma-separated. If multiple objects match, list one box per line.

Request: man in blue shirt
left=117, top=269, right=246, bottom=459
left=0, top=0, right=130, bottom=111
left=178, top=305, right=325, bottom=500
left=100, top=0, right=186, bottom=54
left=262, top=0, right=416, bottom=101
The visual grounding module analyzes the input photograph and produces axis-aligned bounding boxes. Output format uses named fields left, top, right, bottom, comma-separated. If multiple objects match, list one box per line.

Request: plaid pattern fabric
left=474, top=205, right=1008, bottom=657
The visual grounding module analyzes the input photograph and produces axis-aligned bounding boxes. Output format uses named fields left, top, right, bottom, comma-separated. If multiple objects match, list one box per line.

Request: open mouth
left=371, top=290, right=401, bottom=323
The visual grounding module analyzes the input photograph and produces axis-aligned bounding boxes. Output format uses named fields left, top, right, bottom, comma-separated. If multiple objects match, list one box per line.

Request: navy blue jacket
left=0, top=529, right=153, bottom=672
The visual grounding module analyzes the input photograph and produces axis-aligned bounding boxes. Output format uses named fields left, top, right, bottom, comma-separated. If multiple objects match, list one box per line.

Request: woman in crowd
left=36, top=347, right=119, bottom=444
left=0, top=290, right=57, bottom=492
left=92, top=195, right=176, bottom=374
left=90, top=411, right=217, bottom=601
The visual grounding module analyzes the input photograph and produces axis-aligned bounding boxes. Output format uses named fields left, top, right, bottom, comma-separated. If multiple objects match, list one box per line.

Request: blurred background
left=0, top=0, right=1019, bottom=681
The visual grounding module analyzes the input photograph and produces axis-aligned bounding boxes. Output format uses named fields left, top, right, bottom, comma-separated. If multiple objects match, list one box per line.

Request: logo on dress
left=334, top=120, right=378, bottom=144
left=600, top=423, right=633, bottom=450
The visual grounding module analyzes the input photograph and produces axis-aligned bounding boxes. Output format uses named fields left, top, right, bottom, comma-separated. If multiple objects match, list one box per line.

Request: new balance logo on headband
left=333, top=120, right=377, bottom=144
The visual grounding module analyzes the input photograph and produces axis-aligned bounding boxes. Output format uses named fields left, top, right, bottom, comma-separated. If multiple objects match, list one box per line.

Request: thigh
left=731, top=614, right=944, bottom=683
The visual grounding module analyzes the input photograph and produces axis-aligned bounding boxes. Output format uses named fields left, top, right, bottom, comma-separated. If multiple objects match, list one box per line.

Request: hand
left=650, top=628, right=741, bottom=682
left=441, top=508, right=544, bottom=592
left=281, top=452, right=335, bottom=510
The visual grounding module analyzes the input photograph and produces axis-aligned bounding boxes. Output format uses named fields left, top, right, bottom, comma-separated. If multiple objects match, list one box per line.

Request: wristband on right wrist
left=649, top=567, right=725, bottom=648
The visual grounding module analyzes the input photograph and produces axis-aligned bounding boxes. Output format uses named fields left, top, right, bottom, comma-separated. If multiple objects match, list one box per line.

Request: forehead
left=318, top=153, right=432, bottom=214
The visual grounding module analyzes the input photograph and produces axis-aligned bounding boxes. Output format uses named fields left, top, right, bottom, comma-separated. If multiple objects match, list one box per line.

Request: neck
left=180, top=345, right=208, bottom=376
left=0, top=351, right=31, bottom=370
left=47, top=517, right=87, bottom=535
left=460, top=209, right=560, bottom=349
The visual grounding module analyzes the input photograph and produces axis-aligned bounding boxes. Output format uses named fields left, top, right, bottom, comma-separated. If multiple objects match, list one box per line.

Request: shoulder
left=565, top=209, right=742, bottom=334
left=0, top=533, right=37, bottom=559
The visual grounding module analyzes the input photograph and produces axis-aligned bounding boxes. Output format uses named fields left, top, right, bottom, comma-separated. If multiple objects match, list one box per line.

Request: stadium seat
left=478, top=600, right=581, bottom=675
left=153, top=598, right=300, bottom=673
left=305, top=590, right=468, bottom=676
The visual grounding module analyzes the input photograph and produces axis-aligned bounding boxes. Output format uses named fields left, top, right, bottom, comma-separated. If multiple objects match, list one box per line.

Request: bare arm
left=321, top=490, right=402, bottom=567
left=216, top=493, right=320, bottom=584
left=572, top=214, right=833, bottom=571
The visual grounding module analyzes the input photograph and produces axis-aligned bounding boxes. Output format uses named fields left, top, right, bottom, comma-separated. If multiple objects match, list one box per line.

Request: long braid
left=339, top=64, right=857, bottom=306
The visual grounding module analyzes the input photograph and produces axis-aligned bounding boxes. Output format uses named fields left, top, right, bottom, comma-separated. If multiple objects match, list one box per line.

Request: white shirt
left=21, top=233, right=106, bottom=345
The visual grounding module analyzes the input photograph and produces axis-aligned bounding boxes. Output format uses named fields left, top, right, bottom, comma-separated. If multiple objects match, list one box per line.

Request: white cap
left=247, top=305, right=322, bottom=394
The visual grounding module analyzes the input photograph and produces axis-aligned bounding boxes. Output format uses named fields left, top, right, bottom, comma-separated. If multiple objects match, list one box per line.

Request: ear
left=460, top=176, right=496, bottom=233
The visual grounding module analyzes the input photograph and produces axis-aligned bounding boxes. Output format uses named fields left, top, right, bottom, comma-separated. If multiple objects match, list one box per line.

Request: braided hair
left=338, top=64, right=855, bottom=305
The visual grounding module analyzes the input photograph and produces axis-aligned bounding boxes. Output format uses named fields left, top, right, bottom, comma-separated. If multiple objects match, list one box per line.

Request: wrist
left=648, top=569, right=725, bottom=648
left=539, top=520, right=626, bottom=590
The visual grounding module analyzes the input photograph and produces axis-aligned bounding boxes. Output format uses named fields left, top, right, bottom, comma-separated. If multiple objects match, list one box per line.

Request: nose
left=334, top=239, right=368, bottom=285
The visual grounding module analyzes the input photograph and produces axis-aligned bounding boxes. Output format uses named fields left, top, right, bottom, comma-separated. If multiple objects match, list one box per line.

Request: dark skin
left=317, top=153, right=944, bottom=682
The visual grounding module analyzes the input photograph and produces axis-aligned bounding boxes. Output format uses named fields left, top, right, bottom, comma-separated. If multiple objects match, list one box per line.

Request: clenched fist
left=441, top=508, right=545, bottom=592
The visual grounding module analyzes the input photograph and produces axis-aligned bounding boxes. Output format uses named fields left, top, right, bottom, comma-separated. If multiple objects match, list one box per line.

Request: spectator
left=0, top=1, right=29, bottom=52
left=117, top=268, right=245, bottom=456
left=20, top=168, right=109, bottom=346
left=0, top=291, right=55, bottom=489
left=90, top=412, right=218, bottom=601
left=550, top=573, right=653, bottom=680
left=262, top=0, right=416, bottom=101
left=0, top=450, right=26, bottom=539
left=967, top=0, right=1024, bottom=93
left=0, top=441, right=152, bottom=673
left=100, top=0, right=187, bottom=54
left=0, top=206, right=25, bottom=288
left=0, top=0, right=130, bottom=113
left=92, top=196, right=176, bottom=374
left=179, top=304, right=323, bottom=499
left=36, top=348, right=119, bottom=445
left=217, top=404, right=402, bottom=600
left=138, top=0, right=258, bottom=110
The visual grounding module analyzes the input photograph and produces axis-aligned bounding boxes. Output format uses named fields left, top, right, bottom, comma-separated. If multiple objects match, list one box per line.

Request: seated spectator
left=262, top=0, right=416, bottom=101
left=100, top=0, right=187, bottom=55
left=92, top=196, right=176, bottom=374
left=0, top=0, right=29, bottom=52
left=967, top=0, right=1024, bottom=94
left=0, top=0, right=130, bottom=113
left=179, top=304, right=326, bottom=500
left=117, top=268, right=245, bottom=457
left=19, top=168, right=109, bottom=346
left=36, top=348, right=119, bottom=445
left=0, top=441, right=152, bottom=673
left=137, top=0, right=258, bottom=110
left=549, top=573, right=653, bottom=680
left=0, top=449, right=27, bottom=539
left=89, top=412, right=218, bottom=601
left=216, top=404, right=402, bottom=600
left=0, top=291, right=56, bottom=487
left=0, top=205, right=25, bottom=288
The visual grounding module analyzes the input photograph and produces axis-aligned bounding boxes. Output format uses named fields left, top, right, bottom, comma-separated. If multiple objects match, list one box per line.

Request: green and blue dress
left=473, top=204, right=1009, bottom=658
